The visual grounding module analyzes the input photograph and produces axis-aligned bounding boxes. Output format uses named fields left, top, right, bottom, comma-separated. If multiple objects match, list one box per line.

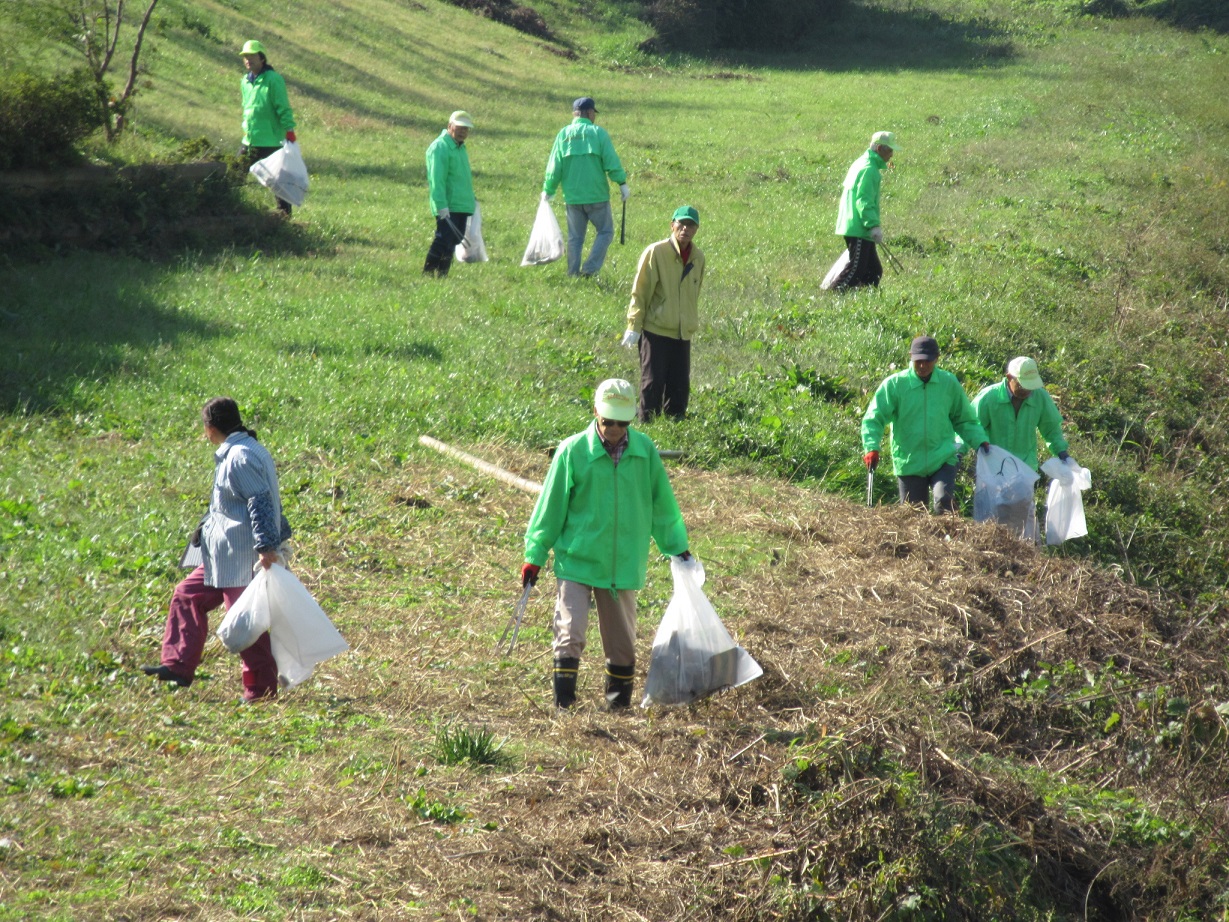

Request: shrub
left=0, top=69, right=103, bottom=171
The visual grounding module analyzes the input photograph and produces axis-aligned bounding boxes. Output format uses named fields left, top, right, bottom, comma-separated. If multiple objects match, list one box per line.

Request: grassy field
left=2, top=0, right=1229, bottom=918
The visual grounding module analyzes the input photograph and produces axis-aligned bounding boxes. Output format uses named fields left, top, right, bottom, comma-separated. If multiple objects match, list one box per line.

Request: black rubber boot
left=553, top=657, right=580, bottom=709
left=605, top=662, right=635, bottom=710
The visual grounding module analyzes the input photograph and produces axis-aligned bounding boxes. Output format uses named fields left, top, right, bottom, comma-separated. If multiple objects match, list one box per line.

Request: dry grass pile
left=281, top=453, right=1228, bottom=920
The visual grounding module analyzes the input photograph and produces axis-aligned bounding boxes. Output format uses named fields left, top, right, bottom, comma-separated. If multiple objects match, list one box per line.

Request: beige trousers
left=553, top=580, right=638, bottom=665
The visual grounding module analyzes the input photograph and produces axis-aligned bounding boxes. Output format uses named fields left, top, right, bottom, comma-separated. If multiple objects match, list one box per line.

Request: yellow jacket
left=626, top=237, right=705, bottom=341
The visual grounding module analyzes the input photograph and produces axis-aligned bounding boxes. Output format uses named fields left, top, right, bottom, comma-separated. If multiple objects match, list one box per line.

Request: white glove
left=620, top=183, right=631, bottom=202
left=540, top=191, right=550, bottom=203
left=620, top=330, right=641, bottom=348
left=869, top=226, right=883, bottom=244
left=439, top=208, right=451, bottom=220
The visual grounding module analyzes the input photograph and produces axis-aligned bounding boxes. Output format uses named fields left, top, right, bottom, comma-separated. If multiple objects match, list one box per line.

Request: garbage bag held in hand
left=249, top=141, right=309, bottom=207
left=973, top=445, right=1039, bottom=522
left=1046, top=458, right=1092, bottom=545
left=642, top=557, right=763, bottom=707
left=262, top=564, right=349, bottom=689
left=216, top=569, right=272, bottom=653
left=521, top=199, right=564, bottom=266
left=455, top=202, right=489, bottom=263
left=820, top=250, right=850, bottom=290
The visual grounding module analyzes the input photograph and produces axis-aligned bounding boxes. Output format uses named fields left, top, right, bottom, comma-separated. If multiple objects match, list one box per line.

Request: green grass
left=1, top=0, right=1229, bottom=917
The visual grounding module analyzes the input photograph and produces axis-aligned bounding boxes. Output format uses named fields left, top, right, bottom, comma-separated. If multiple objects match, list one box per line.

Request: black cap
left=572, top=96, right=597, bottom=113
left=909, top=336, right=939, bottom=361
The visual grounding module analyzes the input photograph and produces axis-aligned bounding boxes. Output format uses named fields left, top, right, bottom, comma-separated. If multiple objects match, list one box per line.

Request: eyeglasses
left=598, top=418, right=629, bottom=428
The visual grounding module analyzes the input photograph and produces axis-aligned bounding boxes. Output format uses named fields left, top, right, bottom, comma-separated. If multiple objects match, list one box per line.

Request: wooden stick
left=418, top=435, right=543, bottom=495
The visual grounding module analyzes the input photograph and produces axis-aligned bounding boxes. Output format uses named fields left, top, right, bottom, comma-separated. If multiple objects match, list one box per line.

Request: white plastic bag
left=820, top=250, right=850, bottom=290
left=249, top=141, right=309, bottom=207
left=262, top=564, right=349, bottom=688
left=1045, top=458, right=1092, bottom=545
left=216, top=569, right=272, bottom=653
left=455, top=202, right=488, bottom=263
left=974, top=445, right=1039, bottom=525
left=642, top=557, right=763, bottom=707
left=521, top=199, right=564, bottom=266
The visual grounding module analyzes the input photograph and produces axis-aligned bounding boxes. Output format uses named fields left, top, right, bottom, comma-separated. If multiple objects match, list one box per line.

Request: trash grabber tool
left=880, top=240, right=905, bottom=274
left=866, top=469, right=874, bottom=507
left=620, top=199, right=626, bottom=245
left=496, top=584, right=532, bottom=655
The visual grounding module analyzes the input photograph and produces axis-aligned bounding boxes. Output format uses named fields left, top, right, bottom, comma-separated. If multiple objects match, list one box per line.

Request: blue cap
left=572, top=97, right=597, bottom=113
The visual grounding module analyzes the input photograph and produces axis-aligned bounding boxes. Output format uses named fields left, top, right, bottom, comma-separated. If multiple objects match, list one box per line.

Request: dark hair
left=202, top=397, right=258, bottom=440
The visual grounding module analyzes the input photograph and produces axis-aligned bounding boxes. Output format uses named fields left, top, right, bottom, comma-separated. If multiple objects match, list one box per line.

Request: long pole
left=620, top=200, right=626, bottom=245
left=418, top=436, right=543, bottom=495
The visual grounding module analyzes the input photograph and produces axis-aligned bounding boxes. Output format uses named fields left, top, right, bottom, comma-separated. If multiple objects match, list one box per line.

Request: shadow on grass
left=0, top=254, right=227, bottom=415
left=669, top=0, right=1018, bottom=72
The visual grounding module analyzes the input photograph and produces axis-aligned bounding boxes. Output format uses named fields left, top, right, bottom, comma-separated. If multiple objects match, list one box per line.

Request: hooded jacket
left=626, top=236, right=705, bottom=341
left=542, top=118, right=627, bottom=206
left=835, top=148, right=886, bottom=240
left=425, top=130, right=475, bottom=217
left=964, top=380, right=1069, bottom=471
left=241, top=68, right=295, bottom=148
left=862, top=367, right=988, bottom=477
left=524, top=422, right=687, bottom=591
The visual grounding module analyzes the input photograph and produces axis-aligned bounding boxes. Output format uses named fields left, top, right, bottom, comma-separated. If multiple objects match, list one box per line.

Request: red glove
left=863, top=451, right=879, bottom=471
left=521, top=563, right=540, bottom=587
left=285, top=130, right=297, bottom=142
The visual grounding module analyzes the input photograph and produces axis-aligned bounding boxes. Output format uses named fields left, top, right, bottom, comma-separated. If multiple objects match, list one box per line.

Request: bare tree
left=65, top=0, right=161, bottom=139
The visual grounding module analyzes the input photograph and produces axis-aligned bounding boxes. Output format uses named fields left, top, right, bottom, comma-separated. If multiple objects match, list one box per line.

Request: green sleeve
left=543, top=136, right=563, bottom=196
left=425, top=141, right=448, bottom=215
left=524, top=447, right=571, bottom=566
left=854, top=167, right=881, bottom=229
left=861, top=378, right=894, bottom=451
left=648, top=450, right=687, bottom=557
left=1037, top=392, right=1069, bottom=456
left=601, top=132, right=627, bottom=185
left=951, top=382, right=988, bottom=448
left=271, top=74, right=295, bottom=132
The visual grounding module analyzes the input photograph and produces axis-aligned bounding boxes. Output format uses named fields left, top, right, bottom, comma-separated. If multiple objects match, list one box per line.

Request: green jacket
left=524, top=423, right=688, bottom=591
left=542, top=118, right=627, bottom=205
left=626, top=237, right=705, bottom=341
left=425, top=131, right=475, bottom=217
left=962, top=380, right=1069, bottom=471
left=862, top=367, right=988, bottom=477
left=240, top=68, right=295, bottom=148
left=835, top=148, right=886, bottom=239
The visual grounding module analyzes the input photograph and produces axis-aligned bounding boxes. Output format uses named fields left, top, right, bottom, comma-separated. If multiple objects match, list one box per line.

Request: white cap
left=594, top=379, right=636, bottom=421
left=1007, top=356, right=1044, bottom=390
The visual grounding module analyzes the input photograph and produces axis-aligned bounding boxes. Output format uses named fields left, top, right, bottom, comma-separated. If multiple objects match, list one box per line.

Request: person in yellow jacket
left=621, top=205, right=705, bottom=421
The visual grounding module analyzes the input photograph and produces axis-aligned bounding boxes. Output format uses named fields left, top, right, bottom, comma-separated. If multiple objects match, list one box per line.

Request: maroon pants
left=161, top=566, right=278, bottom=699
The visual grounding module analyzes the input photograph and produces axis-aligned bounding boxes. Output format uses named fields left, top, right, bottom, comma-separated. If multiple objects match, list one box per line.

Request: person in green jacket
left=521, top=378, right=691, bottom=710
left=542, top=97, right=629, bottom=278
left=963, top=356, right=1074, bottom=541
left=829, top=131, right=898, bottom=291
left=621, top=205, right=705, bottom=421
left=238, top=40, right=297, bottom=215
left=862, top=335, right=990, bottom=513
left=423, top=111, right=477, bottom=278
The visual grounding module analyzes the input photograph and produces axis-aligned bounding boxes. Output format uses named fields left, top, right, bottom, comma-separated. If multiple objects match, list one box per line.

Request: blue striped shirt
left=201, top=432, right=284, bottom=588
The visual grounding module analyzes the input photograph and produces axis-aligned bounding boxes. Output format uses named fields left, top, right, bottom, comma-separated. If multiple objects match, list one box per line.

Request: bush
left=0, top=69, right=103, bottom=170
left=641, top=0, right=844, bottom=53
